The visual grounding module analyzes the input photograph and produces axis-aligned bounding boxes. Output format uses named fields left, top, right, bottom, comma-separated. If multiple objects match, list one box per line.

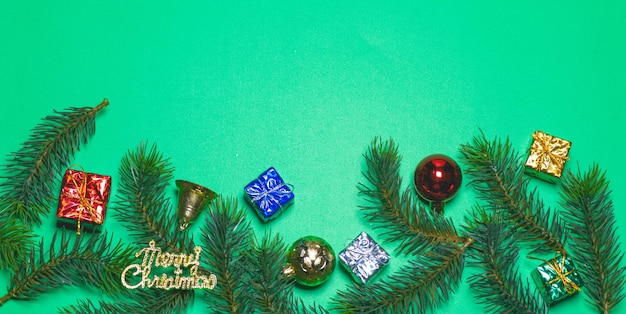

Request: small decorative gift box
left=57, top=168, right=112, bottom=233
left=530, top=255, right=583, bottom=305
left=525, top=130, right=571, bottom=183
left=244, top=167, right=294, bottom=222
left=339, top=232, right=390, bottom=284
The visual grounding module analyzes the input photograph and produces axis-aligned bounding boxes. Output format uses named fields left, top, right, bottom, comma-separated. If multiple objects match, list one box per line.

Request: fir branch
left=463, top=207, right=548, bottom=314
left=0, top=218, right=34, bottom=269
left=331, top=239, right=471, bottom=313
left=201, top=196, right=252, bottom=314
left=58, top=298, right=114, bottom=314
left=560, top=164, right=626, bottom=313
left=56, top=156, right=198, bottom=314
left=246, top=232, right=294, bottom=313
left=114, top=142, right=193, bottom=253
left=459, top=130, right=568, bottom=255
left=245, top=232, right=329, bottom=313
left=108, top=142, right=197, bottom=313
left=57, top=289, right=194, bottom=314
left=0, top=99, right=109, bottom=226
left=0, top=231, right=134, bottom=306
left=136, top=286, right=194, bottom=313
left=333, top=137, right=472, bottom=312
left=288, top=296, right=330, bottom=314
left=360, top=137, right=465, bottom=255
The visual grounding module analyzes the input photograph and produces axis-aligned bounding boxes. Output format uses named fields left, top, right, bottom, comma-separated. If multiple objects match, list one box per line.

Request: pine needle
left=0, top=99, right=109, bottom=226
left=459, top=130, right=568, bottom=255
left=288, top=296, right=330, bottom=314
left=57, top=289, right=194, bottom=314
left=246, top=232, right=294, bottom=313
left=61, top=142, right=200, bottom=313
left=201, top=196, right=252, bottom=314
left=0, top=230, right=134, bottom=306
left=330, top=137, right=472, bottom=312
left=57, top=299, right=112, bottom=314
left=244, top=232, right=330, bottom=313
left=463, top=207, right=548, bottom=314
left=201, top=198, right=327, bottom=313
left=0, top=217, right=34, bottom=269
left=559, top=164, right=626, bottom=313
left=331, top=240, right=470, bottom=313
left=360, top=137, right=465, bottom=255
left=114, top=141, right=193, bottom=253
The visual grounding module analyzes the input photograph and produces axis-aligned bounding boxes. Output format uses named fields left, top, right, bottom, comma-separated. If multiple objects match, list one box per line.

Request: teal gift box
left=530, top=255, right=583, bottom=305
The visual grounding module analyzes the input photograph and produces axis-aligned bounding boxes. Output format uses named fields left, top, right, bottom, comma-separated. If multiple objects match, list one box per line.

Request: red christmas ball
left=414, top=154, right=462, bottom=211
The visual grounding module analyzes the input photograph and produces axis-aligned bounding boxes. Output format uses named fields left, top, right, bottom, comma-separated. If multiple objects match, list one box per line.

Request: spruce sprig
left=245, top=232, right=329, bottom=313
left=0, top=218, right=34, bottom=269
left=134, top=290, right=195, bottom=314
left=202, top=197, right=329, bottom=313
left=360, top=137, right=465, bottom=255
left=246, top=232, right=294, bottom=313
left=201, top=196, right=252, bottom=314
left=114, top=141, right=193, bottom=252
left=288, top=297, right=330, bottom=314
left=331, top=137, right=472, bottom=312
left=60, top=142, right=200, bottom=314
left=463, top=207, right=548, bottom=314
left=106, top=141, right=197, bottom=313
left=459, top=131, right=568, bottom=255
left=0, top=230, right=134, bottom=306
left=331, top=240, right=470, bottom=313
left=57, top=289, right=194, bottom=314
left=0, top=99, right=109, bottom=227
left=58, top=298, right=115, bottom=314
left=560, top=164, right=626, bottom=313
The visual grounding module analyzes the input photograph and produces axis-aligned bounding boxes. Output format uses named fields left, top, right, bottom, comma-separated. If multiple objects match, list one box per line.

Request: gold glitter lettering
left=121, top=241, right=217, bottom=291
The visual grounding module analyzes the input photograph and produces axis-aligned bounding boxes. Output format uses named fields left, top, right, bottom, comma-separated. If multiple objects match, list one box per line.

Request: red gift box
left=57, top=168, right=111, bottom=232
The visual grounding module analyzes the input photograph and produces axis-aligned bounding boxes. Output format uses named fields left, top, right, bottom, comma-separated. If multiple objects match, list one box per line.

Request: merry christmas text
left=121, top=240, right=217, bottom=290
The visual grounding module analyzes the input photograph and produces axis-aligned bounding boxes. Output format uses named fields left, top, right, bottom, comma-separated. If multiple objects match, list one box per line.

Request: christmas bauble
left=281, top=236, right=336, bottom=287
left=414, top=154, right=462, bottom=213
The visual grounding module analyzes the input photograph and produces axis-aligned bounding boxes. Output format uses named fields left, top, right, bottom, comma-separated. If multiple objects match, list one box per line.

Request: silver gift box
left=339, top=232, right=390, bottom=284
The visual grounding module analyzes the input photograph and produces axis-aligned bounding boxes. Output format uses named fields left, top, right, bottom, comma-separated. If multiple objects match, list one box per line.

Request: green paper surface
left=1, top=1, right=625, bottom=313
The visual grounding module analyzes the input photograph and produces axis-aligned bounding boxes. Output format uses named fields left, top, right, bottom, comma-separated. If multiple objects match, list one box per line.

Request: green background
left=1, top=1, right=625, bottom=313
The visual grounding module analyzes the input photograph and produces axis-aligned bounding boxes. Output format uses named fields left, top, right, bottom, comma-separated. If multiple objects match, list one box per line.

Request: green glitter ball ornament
left=281, top=236, right=336, bottom=287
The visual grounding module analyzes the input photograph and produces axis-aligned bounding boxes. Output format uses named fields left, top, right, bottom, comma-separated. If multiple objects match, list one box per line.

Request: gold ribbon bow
left=528, top=254, right=581, bottom=295
left=67, top=165, right=102, bottom=235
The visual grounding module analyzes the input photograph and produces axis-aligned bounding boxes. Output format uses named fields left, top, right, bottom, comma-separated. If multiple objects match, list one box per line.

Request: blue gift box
left=339, top=232, right=390, bottom=284
left=244, top=167, right=294, bottom=222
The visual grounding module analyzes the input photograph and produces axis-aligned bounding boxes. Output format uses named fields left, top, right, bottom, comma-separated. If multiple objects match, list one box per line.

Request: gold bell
left=175, top=180, right=217, bottom=230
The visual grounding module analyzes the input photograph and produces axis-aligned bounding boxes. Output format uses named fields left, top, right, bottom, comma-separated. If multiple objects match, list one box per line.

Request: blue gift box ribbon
left=245, top=167, right=294, bottom=220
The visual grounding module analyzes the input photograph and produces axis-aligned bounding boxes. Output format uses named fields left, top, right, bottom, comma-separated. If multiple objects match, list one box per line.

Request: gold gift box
left=524, top=131, right=571, bottom=183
